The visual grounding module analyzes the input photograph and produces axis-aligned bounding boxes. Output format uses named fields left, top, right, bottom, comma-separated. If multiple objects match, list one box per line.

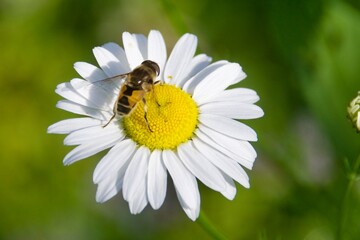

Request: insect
left=102, top=60, right=160, bottom=130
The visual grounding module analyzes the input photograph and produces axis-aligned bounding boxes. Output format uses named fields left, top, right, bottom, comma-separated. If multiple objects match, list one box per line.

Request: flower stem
left=337, top=155, right=360, bottom=239
left=197, top=210, right=228, bottom=240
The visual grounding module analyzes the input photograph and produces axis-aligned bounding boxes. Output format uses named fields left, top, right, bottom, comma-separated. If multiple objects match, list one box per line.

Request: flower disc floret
left=123, top=84, right=199, bottom=150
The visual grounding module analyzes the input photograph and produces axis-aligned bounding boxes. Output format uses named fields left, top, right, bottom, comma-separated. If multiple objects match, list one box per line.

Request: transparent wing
left=93, top=73, right=129, bottom=93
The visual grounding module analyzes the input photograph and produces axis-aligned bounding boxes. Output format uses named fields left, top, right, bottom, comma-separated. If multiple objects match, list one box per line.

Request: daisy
left=48, top=30, right=264, bottom=220
left=348, top=91, right=360, bottom=132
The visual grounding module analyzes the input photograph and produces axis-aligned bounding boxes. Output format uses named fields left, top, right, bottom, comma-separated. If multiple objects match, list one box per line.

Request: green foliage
left=1, top=0, right=360, bottom=239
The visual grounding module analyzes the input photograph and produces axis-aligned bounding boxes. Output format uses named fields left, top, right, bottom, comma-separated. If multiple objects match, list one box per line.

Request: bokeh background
left=1, top=0, right=360, bottom=239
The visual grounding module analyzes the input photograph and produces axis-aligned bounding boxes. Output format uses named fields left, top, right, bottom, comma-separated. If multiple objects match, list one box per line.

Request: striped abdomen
left=116, top=84, right=145, bottom=116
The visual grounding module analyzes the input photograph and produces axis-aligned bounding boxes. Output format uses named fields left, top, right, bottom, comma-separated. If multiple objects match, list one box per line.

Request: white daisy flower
left=348, top=91, right=360, bottom=132
left=48, top=30, right=264, bottom=221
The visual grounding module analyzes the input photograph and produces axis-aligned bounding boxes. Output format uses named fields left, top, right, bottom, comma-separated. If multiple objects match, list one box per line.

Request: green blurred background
left=1, top=0, right=360, bottom=239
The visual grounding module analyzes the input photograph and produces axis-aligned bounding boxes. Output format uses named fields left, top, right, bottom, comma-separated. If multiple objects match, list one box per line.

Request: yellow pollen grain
left=122, top=84, right=198, bottom=150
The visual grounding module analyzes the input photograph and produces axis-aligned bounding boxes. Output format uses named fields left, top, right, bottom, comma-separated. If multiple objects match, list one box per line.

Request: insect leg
left=154, top=78, right=165, bottom=85
left=103, top=100, right=118, bottom=128
left=151, top=82, right=161, bottom=106
left=142, top=98, right=153, bottom=132
left=103, top=114, right=116, bottom=128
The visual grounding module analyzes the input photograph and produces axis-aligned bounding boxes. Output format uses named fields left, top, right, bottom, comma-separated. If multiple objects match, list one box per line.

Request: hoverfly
left=102, top=60, right=160, bottom=130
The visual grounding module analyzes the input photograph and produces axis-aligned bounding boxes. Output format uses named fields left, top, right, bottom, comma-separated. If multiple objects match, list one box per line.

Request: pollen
left=122, top=84, right=199, bottom=150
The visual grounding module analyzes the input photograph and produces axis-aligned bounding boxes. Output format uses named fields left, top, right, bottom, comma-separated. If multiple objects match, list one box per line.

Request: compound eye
left=152, top=62, right=160, bottom=76
left=142, top=60, right=160, bottom=76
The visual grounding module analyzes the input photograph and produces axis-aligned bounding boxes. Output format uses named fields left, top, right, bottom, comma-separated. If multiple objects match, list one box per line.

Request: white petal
left=176, top=54, right=212, bottom=87
left=129, top=183, right=148, bottom=214
left=200, top=101, right=264, bottom=119
left=147, top=150, right=167, bottom=210
left=193, top=138, right=250, bottom=188
left=177, top=141, right=227, bottom=192
left=199, top=114, right=257, bottom=141
left=132, top=33, right=148, bottom=59
left=63, top=133, right=122, bottom=166
left=93, top=139, right=136, bottom=184
left=64, top=123, right=123, bottom=146
left=231, top=71, right=247, bottom=85
left=147, top=30, right=167, bottom=80
left=71, top=76, right=121, bottom=99
left=47, top=118, right=101, bottom=134
left=95, top=172, right=123, bottom=203
left=95, top=140, right=136, bottom=202
left=93, top=46, right=127, bottom=77
left=56, top=100, right=111, bottom=121
left=175, top=189, right=199, bottom=221
left=164, top=33, right=197, bottom=85
left=202, top=88, right=260, bottom=105
left=192, top=63, right=246, bottom=104
left=73, top=62, right=107, bottom=83
left=67, top=78, right=88, bottom=89
left=220, top=175, right=237, bottom=200
left=55, top=82, right=88, bottom=107
left=102, top=42, right=131, bottom=73
left=65, top=78, right=118, bottom=112
left=122, top=146, right=150, bottom=213
left=199, top=125, right=257, bottom=161
left=182, top=60, right=228, bottom=95
left=70, top=78, right=116, bottom=112
left=195, top=129, right=253, bottom=169
left=122, top=32, right=145, bottom=70
left=58, top=79, right=106, bottom=111
left=163, top=150, right=200, bottom=220
left=93, top=79, right=122, bottom=98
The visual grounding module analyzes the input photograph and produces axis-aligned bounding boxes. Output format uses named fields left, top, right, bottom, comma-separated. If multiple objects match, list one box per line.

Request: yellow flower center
left=122, top=84, right=199, bottom=150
